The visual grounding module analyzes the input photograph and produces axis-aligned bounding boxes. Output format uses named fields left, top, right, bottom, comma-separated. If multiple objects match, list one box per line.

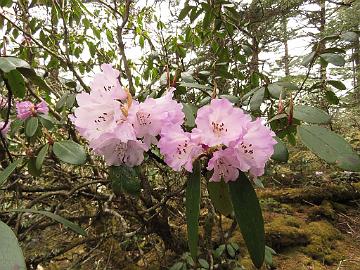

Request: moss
left=308, top=200, right=336, bottom=220
left=302, top=221, right=343, bottom=265
left=271, top=250, right=327, bottom=270
left=238, top=257, right=257, bottom=270
left=265, top=215, right=309, bottom=250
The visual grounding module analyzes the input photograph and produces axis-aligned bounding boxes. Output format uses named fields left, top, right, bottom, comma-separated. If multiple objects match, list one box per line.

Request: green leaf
left=27, top=157, right=41, bottom=177
left=179, top=82, right=212, bottom=90
left=170, top=262, right=185, bottom=270
left=53, top=140, right=87, bottom=165
left=106, top=29, right=114, bottom=43
left=207, top=181, right=233, bottom=216
left=185, top=253, right=195, bottom=266
left=336, top=154, right=360, bottom=171
left=340, top=31, right=358, bottom=42
left=181, top=72, right=195, bottom=83
left=0, top=221, right=26, bottom=270
left=0, top=56, right=29, bottom=73
left=189, top=7, right=201, bottom=22
left=56, top=93, right=68, bottom=111
left=227, top=244, right=236, bottom=258
left=25, top=117, right=39, bottom=137
left=229, top=172, right=265, bottom=268
left=325, top=91, right=339, bottom=105
left=250, top=87, right=265, bottom=111
left=0, top=158, right=23, bottom=188
left=198, top=258, right=209, bottom=269
left=17, top=67, right=53, bottom=93
left=219, top=94, right=239, bottom=103
left=65, top=81, right=77, bottom=88
left=268, top=113, right=287, bottom=123
left=5, top=70, right=26, bottom=98
left=186, top=160, right=201, bottom=259
left=179, top=5, right=193, bottom=20
left=301, top=51, right=316, bottom=66
left=293, top=105, right=331, bottom=124
left=139, top=35, right=145, bottom=48
left=38, top=114, right=56, bottom=130
left=265, top=246, right=275, bottom=266
left=230, top=242, right=240, bottom=251
left=267, top=84, right=284, bottom=99
left=271, top=137, right=289, bottom=162
left=327, top=80, right=346, bottom=90
left=320, top=53, right=345, bottom=67
left=66, top=93, right=76, bottom=108
left=214, top=244, right=226, bottom=258
left=276, top=82, right=298, bottom=90
left=0, top=0, right=12, bottom=8
left=298, top=125, right=360, bottom=171
left=182, top=103, right=196, bottom=127
left=203, top=10, right=213, bottom=29
left=36, top=144, right=49, bottom=170
left=10, top=209, right=87, bottom=236
left=109, top=166, right=141, bottom=196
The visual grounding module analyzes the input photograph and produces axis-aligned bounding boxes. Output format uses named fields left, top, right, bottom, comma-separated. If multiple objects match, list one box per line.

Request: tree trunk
left=282, top=18, right=290, bottom=76
left=353, top=35, right=360, bottom=100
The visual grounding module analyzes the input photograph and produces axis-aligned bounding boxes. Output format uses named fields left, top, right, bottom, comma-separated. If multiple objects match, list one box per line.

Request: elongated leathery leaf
left=229, top=172, right=265, bottom=268
left=53, top=140, right=87, bottom=165
left=0, top=221, right=26, bottom=270
left=0, top=158, right=23, bottom=188
left=208, top=181, right=233, bottom=216
left=10, top=209, right=87, bottom=236
left=186, top=160, right=201, bottom=259
left=298, top=125, right=360, bottom=171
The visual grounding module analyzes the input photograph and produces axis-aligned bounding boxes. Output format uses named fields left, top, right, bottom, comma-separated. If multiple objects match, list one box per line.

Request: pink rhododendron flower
left=232, top=118, right=277, bottom=177
left=72, top=92, right=122, bottom=140
left=128, top=89, right=184, bottom=146
left=90, top=64, right=127, bottom=101
left=158, top=125, right=203, bottom=172
left=90, top=125, right=146, bottom=167
left=0, top=120, right=11, bottom=136
left=16, top=100, right=49, bottom=120
left=73, top=64, right=134, bottom=142
left=36, top=100, right=49, bottom=114
left=207, top=148, right=239, bottom=182
left=193, top=98, right=251, bottom=147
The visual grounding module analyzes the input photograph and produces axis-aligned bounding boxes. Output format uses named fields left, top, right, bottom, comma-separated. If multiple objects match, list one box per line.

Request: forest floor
left=31, top=171, right=360, bottom=270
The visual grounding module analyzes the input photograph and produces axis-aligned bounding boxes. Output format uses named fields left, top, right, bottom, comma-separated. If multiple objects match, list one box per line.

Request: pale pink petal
left=207, top=148, right=239, bottom=182
left=194, top=98, right=251, bottom=147
left=233, top=118, right=277, bottom=177
left=35, top=100, right=49, bottom=115
left=158, top=125, right=202, bottom=172
left=16, top=101, right=34, bottom=120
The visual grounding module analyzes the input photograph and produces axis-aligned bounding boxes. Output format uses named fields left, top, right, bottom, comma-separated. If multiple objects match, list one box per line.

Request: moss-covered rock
left=265, top=215, right=309, bottom=250
left=308, top=200, right=336, bottom=220
left=302, top=221, right=343, bottom=265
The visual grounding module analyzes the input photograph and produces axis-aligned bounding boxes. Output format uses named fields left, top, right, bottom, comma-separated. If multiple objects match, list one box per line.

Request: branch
left=115, top=0, right=135, bottom=95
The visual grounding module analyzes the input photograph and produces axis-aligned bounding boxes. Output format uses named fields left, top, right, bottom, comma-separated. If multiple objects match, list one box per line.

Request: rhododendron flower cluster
left=16, top=100, right=49, bottom=120
left=158, top=98, right=277, bottom=181
left=72, top=64, right=276, bottom=182
left=71, top=64, right=184, bottom=167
